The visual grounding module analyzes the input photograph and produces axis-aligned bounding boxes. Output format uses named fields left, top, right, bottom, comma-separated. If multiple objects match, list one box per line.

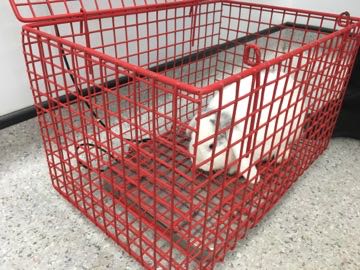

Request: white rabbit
left=187, top=69, right=306, bottom=182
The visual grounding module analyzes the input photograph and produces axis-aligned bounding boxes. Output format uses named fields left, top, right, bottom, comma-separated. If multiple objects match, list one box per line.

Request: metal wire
left=16, top=1, right=360, bottom=269
left=53, top=25, right=152, bottom=172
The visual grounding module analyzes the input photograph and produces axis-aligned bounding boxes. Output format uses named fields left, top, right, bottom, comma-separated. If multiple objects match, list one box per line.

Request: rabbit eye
left=209, top=144, right=214, bottom=149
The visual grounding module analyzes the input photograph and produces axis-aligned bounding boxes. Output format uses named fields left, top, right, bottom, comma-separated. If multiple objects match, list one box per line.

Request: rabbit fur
left=187, top=69, right=306, bottom=182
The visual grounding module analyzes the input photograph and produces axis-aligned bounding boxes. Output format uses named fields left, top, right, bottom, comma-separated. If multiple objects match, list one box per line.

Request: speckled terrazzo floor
left=0, top=117, right=359, bottom=270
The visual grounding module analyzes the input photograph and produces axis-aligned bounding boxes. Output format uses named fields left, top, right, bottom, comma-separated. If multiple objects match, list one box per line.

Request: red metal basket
left=9, top=0, right=360, bottom=269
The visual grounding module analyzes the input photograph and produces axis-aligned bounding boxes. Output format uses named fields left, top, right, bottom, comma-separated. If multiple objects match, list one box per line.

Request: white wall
left=1, top=0, right=359, bottom=117
left=294, top=0, right=360, bottom=16
left=246, top=0, right=360, bottom=17
left=0, top=2, right=33, bottom=116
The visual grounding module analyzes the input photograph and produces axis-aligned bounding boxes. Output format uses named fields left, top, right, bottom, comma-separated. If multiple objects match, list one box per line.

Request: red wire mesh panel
left=14, top=0, right=360, bottom=269
left=9, top=0, right=188, bottom=22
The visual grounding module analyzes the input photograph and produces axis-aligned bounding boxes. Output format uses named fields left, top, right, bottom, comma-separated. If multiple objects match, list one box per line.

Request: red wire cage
left=9, top=0, right=360, bottom=269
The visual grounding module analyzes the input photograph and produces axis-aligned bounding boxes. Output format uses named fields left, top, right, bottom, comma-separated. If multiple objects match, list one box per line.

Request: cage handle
left=336, top=11, right=351, bottom=27
left=244, top=44, right=261, bottom=67
left=243, top=44, right=262, bottom=157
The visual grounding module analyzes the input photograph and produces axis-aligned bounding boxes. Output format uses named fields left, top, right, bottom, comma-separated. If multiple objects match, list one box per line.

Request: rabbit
left=187, top=68, right=306, bottom=182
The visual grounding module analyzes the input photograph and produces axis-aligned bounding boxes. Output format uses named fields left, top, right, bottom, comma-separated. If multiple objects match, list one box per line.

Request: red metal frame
left=10, top=0, right=360, bottom=269
left=9, top=0, right=194, bottom=22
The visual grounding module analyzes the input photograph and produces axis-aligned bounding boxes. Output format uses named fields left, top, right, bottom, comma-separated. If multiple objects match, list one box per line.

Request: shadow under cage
left=9, top=0, right=360, bottom=269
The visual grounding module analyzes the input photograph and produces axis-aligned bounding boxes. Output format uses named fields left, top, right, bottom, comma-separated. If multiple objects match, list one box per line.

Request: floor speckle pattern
left=1, top=118, right=359, bottom=270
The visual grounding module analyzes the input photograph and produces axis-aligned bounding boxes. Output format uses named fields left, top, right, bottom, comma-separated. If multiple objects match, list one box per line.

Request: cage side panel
left=22, top=25, right=213, bottom=269
left=191, top=23, right=360, bottom=267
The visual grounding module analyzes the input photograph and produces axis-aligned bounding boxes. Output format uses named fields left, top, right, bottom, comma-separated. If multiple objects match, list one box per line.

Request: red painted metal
left=9, top=0, right=192, bottom=22
left=10, top=0, right=360, bottom=269
left=337, top=11, right=351, bottom=28
left=243, top=43, right=261, bottom=67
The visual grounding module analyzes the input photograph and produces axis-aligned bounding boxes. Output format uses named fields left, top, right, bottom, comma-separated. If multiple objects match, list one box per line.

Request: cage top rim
left=24, top=19, right=360, bottom=95
left=205, top=21, right=360, bottom=92
left=23, top=23, right=201, bottom=94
